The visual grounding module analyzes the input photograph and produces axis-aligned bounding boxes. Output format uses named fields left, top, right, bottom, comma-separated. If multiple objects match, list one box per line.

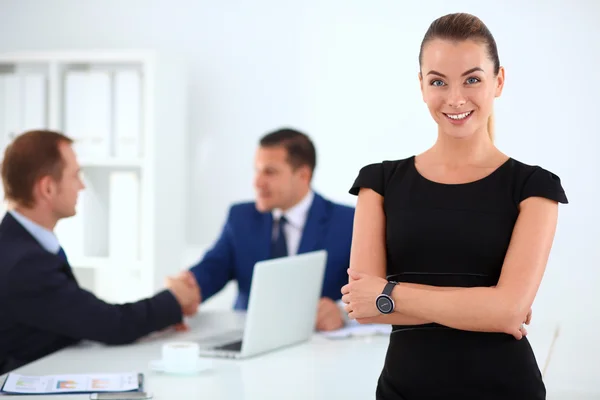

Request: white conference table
left=0, top=311, right=389, bottom=399
left=0, top=311, right=584, bottom=400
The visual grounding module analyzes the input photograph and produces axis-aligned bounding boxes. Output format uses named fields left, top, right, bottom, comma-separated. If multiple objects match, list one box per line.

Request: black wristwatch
left=375, top=281, right=398, bottom=314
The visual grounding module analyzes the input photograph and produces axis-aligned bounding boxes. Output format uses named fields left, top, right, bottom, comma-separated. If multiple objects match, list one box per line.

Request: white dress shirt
left=271, top=190, right=314, bottom=256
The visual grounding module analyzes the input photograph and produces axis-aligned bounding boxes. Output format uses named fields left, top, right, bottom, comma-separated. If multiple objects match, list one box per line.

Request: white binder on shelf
left=21, top=74, right=47, bottom=131
left=86, top=71, right=111, bottom=158
left=108, top=171, right=141, bottom=261
left=64, top=71, right=111, bottom=159
left=81, top=171, right=108, bottom=258
left=64, top=72, right=88, bottom=157
left=113, top=70, right=142, bottom=158
left=0, top=76, right=5, bottom=150
left=1, top=74, right=22, bottom=147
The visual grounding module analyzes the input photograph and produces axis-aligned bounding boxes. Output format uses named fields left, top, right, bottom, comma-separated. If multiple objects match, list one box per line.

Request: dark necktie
left=271, top=216, right=288, bottom=259
left=56, top=247, right=68, bottom=263
left=56, top=246, right=76, bottom=282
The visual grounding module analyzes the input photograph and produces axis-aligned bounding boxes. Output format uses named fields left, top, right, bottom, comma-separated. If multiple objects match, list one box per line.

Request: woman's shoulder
left=349, top=156, right=414, bottom=196
left=505, top=157, right=569, bottom=205
left=367, top=156, right=415, bottom=175
left=505, top=157, right=561, bottom=182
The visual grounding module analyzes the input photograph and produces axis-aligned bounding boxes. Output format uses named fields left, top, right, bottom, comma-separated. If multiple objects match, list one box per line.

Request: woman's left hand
left=341, top=269, right=389, bottom=319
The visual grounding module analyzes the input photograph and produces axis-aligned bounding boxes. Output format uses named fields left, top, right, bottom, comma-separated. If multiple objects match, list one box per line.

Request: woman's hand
left=509, top=309, right=532, bottom=340
left=341, top=269, right=389, bottom=319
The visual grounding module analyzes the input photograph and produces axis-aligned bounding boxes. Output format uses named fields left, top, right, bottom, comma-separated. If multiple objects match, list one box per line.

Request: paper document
left=321, top=320, right=391, bottom=339
left=1, top=372, right=141, bottom=395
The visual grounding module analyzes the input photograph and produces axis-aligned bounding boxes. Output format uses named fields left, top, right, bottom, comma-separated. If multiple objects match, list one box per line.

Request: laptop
left=197, top=250, right=327, bottom=359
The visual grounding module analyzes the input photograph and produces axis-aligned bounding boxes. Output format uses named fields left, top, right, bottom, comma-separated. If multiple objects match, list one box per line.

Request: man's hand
left=315, top=297, right=344, bottom=331
left=165, top=272, right=201, bottom=317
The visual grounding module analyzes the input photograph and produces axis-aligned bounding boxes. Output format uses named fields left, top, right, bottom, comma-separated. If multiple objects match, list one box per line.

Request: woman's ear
left=418, top=72, right=425, bottom=101
left=495, top=66, right=505, bottom=98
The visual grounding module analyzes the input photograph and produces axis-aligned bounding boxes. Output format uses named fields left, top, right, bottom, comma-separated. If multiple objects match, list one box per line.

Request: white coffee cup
left=160, top=342, right=200, bottom=374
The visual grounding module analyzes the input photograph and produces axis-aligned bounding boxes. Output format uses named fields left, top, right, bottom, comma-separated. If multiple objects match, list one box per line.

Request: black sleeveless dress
left=349, top=156, right=568, bottom=400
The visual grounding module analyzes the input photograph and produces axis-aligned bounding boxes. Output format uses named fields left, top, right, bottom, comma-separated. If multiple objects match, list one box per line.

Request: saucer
left=149, top=359, right=213, bottom=375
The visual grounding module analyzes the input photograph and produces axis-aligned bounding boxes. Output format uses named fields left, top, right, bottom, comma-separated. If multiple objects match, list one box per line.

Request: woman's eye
left=466, top=77, right=480, bottom=84
left=430, top=80, right=445, bottom=87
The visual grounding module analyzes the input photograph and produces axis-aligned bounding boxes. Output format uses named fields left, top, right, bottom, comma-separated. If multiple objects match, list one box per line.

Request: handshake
left=165, top=271, right=202, bottom=319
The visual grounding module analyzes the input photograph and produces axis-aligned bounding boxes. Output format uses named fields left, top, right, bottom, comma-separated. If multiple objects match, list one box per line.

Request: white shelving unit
left=0, top=50, right=188, bottom=303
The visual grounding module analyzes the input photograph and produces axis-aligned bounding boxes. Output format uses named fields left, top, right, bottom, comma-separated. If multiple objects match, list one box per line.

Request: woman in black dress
left=341, top=13, right=568, bottom=400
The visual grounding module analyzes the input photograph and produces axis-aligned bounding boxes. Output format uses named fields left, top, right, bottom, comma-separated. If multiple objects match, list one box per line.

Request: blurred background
left=0, top=0, right=598, bottom=395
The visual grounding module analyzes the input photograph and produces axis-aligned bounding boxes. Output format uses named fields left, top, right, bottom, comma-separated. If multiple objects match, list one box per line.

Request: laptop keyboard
left=214, top=340, right=243, bottom=352
left=199, top=329, right=243, bottom=343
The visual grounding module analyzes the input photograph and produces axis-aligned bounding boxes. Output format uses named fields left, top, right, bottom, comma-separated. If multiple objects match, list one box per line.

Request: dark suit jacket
left=189, top=192, right=355, bottom=310
left=0, top=213, right=183, bottom=375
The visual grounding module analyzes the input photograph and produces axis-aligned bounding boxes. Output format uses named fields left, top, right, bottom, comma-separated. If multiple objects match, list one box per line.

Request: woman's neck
left=428, top=129, right=499, bottom=166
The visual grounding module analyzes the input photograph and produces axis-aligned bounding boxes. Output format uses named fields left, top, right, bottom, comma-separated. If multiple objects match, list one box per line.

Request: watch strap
left=382, top=281, right=397, bottom=296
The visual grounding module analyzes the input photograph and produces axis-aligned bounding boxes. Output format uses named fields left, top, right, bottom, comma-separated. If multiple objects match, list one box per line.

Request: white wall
left=1, top=0, right=599, bottom=391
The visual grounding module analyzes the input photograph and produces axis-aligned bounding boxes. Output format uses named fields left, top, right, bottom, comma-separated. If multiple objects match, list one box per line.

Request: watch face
left=376, top=295, right=394, bottom=314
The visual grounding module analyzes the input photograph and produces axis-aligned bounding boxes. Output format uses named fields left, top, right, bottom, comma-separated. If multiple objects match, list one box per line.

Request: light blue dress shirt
left=9, top=210, right=61, bottom=254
